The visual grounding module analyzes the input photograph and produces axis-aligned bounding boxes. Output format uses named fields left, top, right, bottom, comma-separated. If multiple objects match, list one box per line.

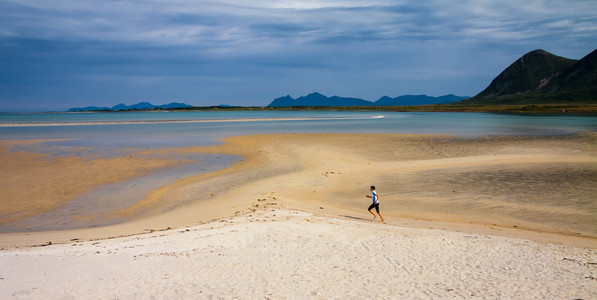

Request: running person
left=366, top=185, right=384, bottom=222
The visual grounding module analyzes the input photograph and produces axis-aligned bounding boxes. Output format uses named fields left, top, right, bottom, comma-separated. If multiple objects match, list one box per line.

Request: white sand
left=1, top=208, right=595, bottom=299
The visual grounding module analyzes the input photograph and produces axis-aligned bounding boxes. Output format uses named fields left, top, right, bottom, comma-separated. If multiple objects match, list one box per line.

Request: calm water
left=2, top=111, right=597, bottom=149
left=1, top=111, right=596, bottom=231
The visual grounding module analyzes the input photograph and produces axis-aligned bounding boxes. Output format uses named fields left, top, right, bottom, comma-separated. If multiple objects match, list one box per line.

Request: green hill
left=460, top=49, right=597, bottom=105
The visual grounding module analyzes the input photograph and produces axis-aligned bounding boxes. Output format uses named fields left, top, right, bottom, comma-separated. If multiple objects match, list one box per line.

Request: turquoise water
left=1, top=111, right=596, bottom=232
left=2, top=111, right=597, bottom=149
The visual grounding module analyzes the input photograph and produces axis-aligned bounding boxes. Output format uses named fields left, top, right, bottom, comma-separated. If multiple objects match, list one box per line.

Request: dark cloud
left=0, top=0, right=596, bottom=111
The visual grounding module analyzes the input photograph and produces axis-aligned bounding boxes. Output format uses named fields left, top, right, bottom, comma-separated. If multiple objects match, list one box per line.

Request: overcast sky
left=1, top=0, right=596, bottom=111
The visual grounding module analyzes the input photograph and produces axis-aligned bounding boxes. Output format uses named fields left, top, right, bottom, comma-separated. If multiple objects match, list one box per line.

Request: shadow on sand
left=341, top=215, right=370, bottom=221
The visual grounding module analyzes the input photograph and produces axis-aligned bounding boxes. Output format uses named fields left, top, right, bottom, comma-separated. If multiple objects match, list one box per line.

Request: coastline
left=1, top=133, right=596, bottom=249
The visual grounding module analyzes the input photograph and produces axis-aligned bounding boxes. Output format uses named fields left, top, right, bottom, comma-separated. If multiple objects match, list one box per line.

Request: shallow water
left=2, top=111, right=597, bottom=140
left=1, top=111, right=596, bottom=232
left=0, top=153, right=238, bottom=232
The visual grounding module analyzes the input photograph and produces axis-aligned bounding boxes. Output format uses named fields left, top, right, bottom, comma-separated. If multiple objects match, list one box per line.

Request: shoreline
left=1, top=133, right=596, bottom=249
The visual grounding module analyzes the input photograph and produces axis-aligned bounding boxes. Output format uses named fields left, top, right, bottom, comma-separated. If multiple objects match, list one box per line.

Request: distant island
left=267, top=93, right=468, bottom=107
left=67, top=95, right=470, bottom=112
left=68, top=102, right=191, bottom=112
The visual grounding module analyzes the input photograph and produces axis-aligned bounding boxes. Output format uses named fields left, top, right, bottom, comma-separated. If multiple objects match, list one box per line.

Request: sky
left=1, top=0, right=596, bottom=112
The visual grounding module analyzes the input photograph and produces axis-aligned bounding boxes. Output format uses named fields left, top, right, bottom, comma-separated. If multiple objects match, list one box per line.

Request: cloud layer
left=1, top=0, right=596, bottom=111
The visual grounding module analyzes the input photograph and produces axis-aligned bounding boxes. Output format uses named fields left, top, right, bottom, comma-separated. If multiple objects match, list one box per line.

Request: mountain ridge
left=268, top=93, right=469, bottom=107
left=68, top=102, right=191, bottom=112
left=67, top=48, right=596, bottom=111
left=460, top=48, right=597, bottom=104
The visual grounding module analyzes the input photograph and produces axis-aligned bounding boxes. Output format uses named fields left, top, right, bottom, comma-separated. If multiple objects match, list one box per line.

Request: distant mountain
left=157, top=102, right=192, bottom=109
left=67, top=106, right=111, bottom=112
left=68, top=102, right=191, bottom=112
left=461, top=48, right=597, bottom=105
left=374, top=94, right=468, bottom=106
left=269, top=92, right=373, bottom=107
left=111, top=102, right=156, bottom=111
left=268, top=92, right=468, bottom=107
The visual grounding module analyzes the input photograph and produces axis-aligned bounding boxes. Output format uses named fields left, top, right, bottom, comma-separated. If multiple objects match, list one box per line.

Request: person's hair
left=370, top=186, right=375, bottom=190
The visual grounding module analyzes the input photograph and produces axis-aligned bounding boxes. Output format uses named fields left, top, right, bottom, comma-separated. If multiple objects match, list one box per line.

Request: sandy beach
left=1, top=207, right=596, bottom=299
left=1, top=133, right=596, bottom=298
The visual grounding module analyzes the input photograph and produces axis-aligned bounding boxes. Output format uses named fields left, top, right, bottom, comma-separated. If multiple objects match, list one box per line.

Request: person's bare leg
left=369, top=210, right=377, bottom=219
left=378, top=212, right=384, bottom=222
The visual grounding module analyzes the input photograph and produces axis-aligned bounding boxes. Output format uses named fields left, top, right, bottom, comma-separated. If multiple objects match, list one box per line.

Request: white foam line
left=0, top=117, right=379, bottom=128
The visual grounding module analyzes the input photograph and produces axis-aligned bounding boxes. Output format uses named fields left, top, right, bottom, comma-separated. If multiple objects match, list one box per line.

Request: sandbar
left=0, top=133, right=596, bottom=249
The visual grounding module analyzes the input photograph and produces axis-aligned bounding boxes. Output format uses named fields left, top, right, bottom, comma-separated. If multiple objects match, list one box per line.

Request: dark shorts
left=368, top=202, right=380, bottom=213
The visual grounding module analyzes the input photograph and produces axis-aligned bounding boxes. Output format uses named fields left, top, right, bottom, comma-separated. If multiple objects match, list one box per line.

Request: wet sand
left=0, top=140, right=192, bottom=227
left=1, top=133, right=596, bottom=298
left=0, top=133, right=596, bottom=248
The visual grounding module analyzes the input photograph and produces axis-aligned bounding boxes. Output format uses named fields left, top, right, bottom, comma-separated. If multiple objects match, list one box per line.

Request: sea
left=1, top=110, right=596, bottom=231
left=3, top=110, right=597, bottom=142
